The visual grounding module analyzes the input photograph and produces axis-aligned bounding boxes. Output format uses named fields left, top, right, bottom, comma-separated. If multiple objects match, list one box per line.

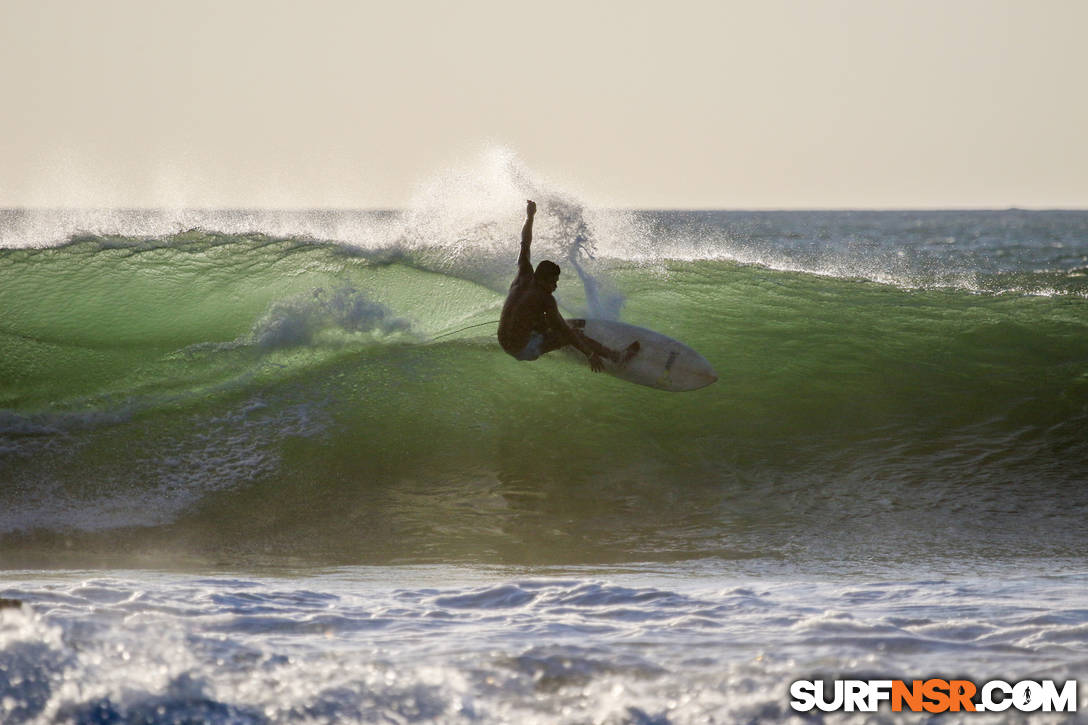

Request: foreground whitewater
left=3, top=563, right=1086, bottom=724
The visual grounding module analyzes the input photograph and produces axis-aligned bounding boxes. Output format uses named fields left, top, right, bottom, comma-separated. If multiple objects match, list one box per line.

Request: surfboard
left=566, top=319, right=717, bottom=392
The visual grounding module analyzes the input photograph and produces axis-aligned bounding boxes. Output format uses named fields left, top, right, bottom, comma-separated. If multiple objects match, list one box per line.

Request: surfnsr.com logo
left=790, top=679, right=1078, bottom=714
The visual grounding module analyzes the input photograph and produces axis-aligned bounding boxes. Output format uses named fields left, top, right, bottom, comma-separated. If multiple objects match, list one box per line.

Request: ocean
left=1, top=172, right=1087, bottom=721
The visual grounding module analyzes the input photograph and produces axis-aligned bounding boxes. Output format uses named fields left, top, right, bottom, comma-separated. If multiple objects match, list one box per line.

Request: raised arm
left=517, top=200, right=537, bottom=277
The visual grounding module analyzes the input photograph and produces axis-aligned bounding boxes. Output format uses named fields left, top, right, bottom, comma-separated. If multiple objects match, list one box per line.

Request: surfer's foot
left=613, top=341, right=640, bottom=365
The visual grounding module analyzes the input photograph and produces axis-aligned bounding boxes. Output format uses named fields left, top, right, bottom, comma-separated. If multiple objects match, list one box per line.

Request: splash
left=0, top=146, right=643, bottom=317
left=248, top=286, right=413, bottom=351
left=390, top=146, right=636, bottom=319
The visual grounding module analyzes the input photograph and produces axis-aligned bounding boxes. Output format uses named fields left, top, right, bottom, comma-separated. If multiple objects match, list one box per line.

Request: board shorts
left=514, top=330, right=562, bottom=361
left=514, top=331, right=547, bottom=361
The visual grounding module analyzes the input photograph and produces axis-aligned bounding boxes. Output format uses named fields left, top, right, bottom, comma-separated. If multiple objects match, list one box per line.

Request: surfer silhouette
left=498, top=200, right=639, bottom=371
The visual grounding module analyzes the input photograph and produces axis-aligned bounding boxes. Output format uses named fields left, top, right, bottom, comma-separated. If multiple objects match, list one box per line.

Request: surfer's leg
left=537, top=326, right=596, bottom=355
left=616, top=340, right=640, bottom=364
left=538, top=328, right=570, bottom=355
left=558, top=328, right=640, bottom=364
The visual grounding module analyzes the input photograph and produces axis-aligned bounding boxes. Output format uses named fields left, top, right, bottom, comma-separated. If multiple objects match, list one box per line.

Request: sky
left=2, top=0, right=1086, bottom=209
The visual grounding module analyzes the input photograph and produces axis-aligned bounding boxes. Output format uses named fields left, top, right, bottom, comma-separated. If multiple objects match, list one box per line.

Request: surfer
left=498, top=200, right=639, bottom=371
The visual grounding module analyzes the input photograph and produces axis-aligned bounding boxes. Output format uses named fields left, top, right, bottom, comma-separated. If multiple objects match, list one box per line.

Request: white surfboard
left=566, top=319, right=717, bottom=392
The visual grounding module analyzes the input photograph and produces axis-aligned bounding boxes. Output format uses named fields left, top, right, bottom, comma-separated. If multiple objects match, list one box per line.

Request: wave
left=1, top=235, right=1085, bottom=566
left=2, top=231, right=1084, bottom=409
left=1, top=152, right=1086, bottom=565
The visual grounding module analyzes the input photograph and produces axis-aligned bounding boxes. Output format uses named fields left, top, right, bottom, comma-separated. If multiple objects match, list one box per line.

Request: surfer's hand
left=588, top=353, right=604, bottom=372
left=526, top=200, right=536, bottom=218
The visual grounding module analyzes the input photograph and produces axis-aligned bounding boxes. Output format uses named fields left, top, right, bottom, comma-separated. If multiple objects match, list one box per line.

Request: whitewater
left=1, top=153, right=1087, bottom=723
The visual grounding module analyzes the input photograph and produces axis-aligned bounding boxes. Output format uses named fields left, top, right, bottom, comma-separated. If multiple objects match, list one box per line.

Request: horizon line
left=3, top=205, right=1088, bottom=213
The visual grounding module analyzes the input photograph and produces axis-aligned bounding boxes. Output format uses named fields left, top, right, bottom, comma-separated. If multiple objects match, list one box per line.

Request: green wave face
left=1, top=224, right=1086, bottom=568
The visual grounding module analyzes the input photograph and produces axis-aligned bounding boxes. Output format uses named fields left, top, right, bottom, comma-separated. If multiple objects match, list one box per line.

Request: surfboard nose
left=692, top=369, right=718, bottom=389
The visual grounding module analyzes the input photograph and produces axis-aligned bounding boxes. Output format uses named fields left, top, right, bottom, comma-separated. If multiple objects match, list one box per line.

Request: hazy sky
left=2, top=0, right=1086, bottom=209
